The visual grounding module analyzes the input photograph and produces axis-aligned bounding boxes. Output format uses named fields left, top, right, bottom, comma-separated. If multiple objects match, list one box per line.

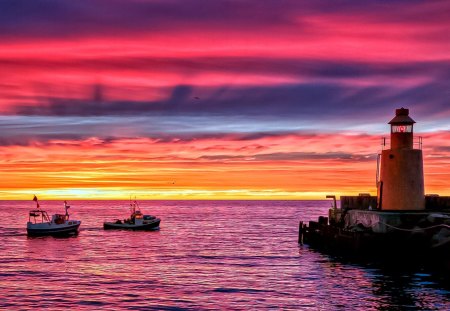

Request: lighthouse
left=300, top=107, right=450, bottom=265
left=377, top=108, right=425, bottom=210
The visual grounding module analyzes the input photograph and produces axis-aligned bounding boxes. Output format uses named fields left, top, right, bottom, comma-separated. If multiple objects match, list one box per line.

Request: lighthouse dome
left=388, top=108, right=416, bottom=125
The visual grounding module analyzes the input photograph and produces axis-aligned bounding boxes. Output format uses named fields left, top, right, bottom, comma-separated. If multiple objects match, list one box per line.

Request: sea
left=0, top=200, right=448, bottom=310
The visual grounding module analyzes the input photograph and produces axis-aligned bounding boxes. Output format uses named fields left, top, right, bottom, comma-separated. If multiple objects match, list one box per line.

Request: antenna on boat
left=129, top=195, right=136, bottom=214
left=64, top=200, right=70, bottom=219
left=134, top=196, right=139, bottom=211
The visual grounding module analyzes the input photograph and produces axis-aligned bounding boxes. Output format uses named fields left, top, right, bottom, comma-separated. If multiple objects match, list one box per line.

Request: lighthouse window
left=392, top=125, right=412, bottom=133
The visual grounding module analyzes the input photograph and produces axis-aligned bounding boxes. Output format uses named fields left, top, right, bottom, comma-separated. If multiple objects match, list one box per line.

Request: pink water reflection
left=0, top=200, right=448, bottom=309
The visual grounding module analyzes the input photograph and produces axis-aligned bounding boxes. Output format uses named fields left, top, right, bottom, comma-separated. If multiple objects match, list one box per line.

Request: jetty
left=299, top=108, right=450, bottom=270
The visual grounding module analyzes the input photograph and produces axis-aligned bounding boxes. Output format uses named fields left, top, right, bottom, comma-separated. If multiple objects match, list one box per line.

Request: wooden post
left=298, top=221, right=303, bottom=244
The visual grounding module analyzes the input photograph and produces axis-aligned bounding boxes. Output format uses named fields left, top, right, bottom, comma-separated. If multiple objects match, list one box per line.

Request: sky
left=0, top=0, right=449, bottom=200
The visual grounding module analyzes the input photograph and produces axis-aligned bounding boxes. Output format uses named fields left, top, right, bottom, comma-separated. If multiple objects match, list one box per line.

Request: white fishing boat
left=104, top=200, right=160, bottom=230
left=27, top=197, right=81, bottom=236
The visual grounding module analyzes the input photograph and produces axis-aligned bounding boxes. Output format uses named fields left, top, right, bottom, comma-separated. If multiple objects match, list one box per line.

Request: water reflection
left=0, top=200, right=448, bottom=310
left=301, top=247, right=449, bottom=310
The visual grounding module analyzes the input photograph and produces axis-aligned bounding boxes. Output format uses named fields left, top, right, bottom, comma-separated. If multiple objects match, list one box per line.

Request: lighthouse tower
left=378, top=108, right=425, bottom=210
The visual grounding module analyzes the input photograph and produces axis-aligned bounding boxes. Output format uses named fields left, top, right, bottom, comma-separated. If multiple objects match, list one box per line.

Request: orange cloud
left=1, top=132, right=448, bottom=200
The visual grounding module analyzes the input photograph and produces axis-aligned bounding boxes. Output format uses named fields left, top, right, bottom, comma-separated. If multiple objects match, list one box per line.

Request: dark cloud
left=1, top=57, right=448, bottom=81
left=0, top=0, right=447, bottom=40
left=199, top=151, right=377, bottom=162
left=11, top=80, right=450, bottom=126
left=431, top=146, right=450, bottom=153
left=0, top=114, right=294, bottom=146
left=13, top=85, right=194, bottom=116
left=1, top=0, right=448, bottom=147
left=0, top=134, right=86, bottom=146
left=0, top=0, right=296, bottom=40
left=0, top=116, right=306, bottom=146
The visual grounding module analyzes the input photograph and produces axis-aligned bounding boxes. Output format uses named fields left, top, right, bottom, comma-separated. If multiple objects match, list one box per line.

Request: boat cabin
left=131, top=210, right=144, bottom=224
left=126, top=211, right=156, bottom=225
left=52, top=214, right=67, bottom=224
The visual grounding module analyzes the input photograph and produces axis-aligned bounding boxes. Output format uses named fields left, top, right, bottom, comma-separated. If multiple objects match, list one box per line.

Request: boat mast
left=64, top=200, right=70, bottom=220
left=130, top=195, right=135, bottom=215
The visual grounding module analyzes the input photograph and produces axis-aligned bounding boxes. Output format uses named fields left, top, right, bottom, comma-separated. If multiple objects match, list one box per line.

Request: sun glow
left=1, top=131, right=448, bottom=200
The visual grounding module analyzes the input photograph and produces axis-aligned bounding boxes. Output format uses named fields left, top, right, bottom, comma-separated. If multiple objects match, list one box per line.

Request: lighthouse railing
left=415, top=136, right=423, bottom=150
left=380, top=136, right=422, bottom=150
left=376, top=153, right=381, bottom=186
left=381, top=137, right=388, bottom=150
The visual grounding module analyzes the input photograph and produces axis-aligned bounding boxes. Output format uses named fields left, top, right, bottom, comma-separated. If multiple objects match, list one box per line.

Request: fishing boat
left=27, top=197, right=81, bottom=236
left=104, top=200, right=161, bottom=230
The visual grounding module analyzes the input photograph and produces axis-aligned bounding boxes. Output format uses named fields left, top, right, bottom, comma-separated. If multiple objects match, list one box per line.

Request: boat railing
left=29, top=210, right=51, bottom=223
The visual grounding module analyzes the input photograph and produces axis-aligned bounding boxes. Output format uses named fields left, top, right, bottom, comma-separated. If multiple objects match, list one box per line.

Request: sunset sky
left=1, top=0, right=449, bottom=200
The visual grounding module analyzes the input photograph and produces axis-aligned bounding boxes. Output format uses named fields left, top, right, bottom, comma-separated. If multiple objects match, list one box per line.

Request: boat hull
left=27, top=223, right=80, bottom=237
left=103, top=219, right=160, bottom=230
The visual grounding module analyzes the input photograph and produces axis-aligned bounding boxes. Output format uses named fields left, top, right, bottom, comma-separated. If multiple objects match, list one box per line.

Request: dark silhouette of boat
left=104, top=200, right=160, bottom=230
left=27, top=199, right=81, bottom=236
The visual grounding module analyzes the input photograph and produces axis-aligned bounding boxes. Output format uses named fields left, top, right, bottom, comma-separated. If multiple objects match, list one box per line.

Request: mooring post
left=298, top=221, right=303, bottom=244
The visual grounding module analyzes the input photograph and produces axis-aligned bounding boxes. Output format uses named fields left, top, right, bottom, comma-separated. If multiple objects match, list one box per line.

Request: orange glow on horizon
left=1, top=132, right=449, bottom=200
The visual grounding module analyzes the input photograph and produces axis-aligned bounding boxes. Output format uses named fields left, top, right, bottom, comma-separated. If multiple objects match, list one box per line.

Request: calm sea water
left=0, top=200, right=448, bottom=310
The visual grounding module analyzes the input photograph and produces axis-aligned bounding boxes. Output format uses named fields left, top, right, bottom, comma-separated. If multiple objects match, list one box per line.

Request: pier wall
left=425, top=196, right=450, bottom=210
left=343, top=210, right=443, bottom=233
